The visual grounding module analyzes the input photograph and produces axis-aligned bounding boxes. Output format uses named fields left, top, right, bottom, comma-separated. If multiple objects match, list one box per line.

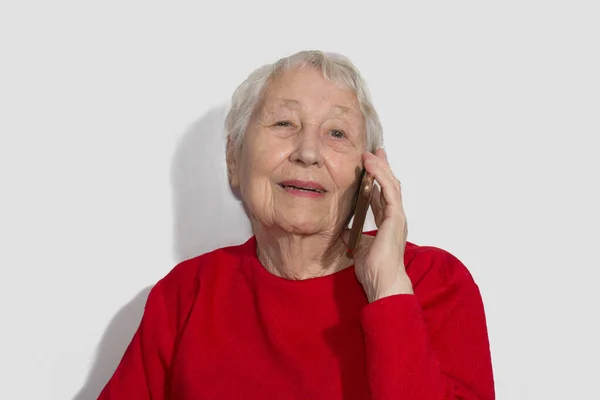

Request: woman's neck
left=253, top=226, right=352, bottom=280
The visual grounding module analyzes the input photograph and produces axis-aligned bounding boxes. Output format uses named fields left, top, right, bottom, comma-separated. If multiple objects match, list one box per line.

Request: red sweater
left=99, top=234, right=495, bottom=399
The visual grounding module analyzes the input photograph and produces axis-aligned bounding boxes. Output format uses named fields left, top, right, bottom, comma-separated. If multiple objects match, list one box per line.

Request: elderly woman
left=99, top=51, right=494, bottom=399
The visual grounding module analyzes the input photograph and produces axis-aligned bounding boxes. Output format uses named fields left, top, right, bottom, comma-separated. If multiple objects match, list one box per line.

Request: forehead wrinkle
left=269, top=98, right=301, bottom=110
left=331, top=105, right=350, bottom=115
left=269, top=98, right=356, bottom=118
left=257, top=99, right=300, bottom=118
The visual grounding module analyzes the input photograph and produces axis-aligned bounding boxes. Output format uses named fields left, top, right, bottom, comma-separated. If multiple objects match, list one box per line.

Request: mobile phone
left=347, top=170, right=375, bottom=255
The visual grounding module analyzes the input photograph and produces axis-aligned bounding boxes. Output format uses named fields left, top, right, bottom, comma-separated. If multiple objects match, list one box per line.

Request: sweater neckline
left=241, top=236, right=357, bottom=287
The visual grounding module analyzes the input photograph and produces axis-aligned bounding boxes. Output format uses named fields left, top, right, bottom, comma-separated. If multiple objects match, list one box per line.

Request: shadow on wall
left=171, top=104, right=253, bottom=263
left=73, top=105, right=253, bottom=399
left=73, top=287, right=151, bottom=400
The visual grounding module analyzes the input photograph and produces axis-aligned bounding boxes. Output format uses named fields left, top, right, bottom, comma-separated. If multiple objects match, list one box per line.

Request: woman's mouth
left=278, top=180, right=327, bottom=197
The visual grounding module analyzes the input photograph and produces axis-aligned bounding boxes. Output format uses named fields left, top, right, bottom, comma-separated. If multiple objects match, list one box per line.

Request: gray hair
left=225, top=50, right=383, bottom=153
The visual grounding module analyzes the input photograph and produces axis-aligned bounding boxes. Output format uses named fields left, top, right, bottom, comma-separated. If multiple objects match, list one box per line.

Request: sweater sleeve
left=97, top=281, right=174, bottom=400
left=360, top=250, right=495, bottom=400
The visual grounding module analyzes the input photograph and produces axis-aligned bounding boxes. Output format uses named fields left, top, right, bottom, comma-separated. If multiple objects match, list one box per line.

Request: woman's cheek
left=254, top=134, right=290, bottom=164
left=327, top=154, right=362, bottom=187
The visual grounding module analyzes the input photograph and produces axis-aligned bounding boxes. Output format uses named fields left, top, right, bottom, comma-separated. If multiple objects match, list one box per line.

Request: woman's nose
left=289, top=126, right=324, bottom=167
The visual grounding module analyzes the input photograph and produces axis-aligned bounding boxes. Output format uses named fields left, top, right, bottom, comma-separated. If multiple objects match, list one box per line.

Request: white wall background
left=1, top=1, right=598, bottom=399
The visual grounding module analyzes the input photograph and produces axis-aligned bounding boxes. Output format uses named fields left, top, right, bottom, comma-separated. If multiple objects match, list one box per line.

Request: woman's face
left=228, top=66, right=367, bottom=236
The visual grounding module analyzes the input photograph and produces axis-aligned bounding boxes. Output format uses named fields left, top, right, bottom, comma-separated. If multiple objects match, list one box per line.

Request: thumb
left=341, top=228, right=374, bottom=257
left=340, top=228, right=351, bottom=248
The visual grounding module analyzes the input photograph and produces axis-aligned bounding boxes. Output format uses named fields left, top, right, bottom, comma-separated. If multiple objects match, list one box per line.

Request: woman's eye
left=329, top=129, right=345, bottom=139
left=275, top=121, right=293, bottom=127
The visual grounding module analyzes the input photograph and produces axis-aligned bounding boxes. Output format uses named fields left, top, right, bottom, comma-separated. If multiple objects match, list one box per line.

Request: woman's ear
left=226, top=136, right=240, bottom=188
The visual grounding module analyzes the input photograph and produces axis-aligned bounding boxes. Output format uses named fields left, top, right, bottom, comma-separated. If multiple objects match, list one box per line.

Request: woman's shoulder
left=158, top=238, right=253, bottom=293
left=364, top=229, right=475, bottom=288
left=141, top=239, right=253, bottom=334
left=403, top=241, right=479, bottom=300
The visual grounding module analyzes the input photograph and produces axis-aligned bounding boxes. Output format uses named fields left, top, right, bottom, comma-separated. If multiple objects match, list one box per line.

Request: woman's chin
left=274, top=217, right=330, bottom=236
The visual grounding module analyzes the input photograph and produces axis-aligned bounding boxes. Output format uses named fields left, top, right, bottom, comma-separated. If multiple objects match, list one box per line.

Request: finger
left=364, top=150, right=398, bottom=190
left=345, top=232, right=374, bottom=260
left=379, top=182, right=388, bottom=208
left=375, top=147, right=387, bottom=161
left=371, top=183, right=383, bottom=227
left=363, top=152, right=403, bottom=211
left=356, top=233, right=375, bottom=256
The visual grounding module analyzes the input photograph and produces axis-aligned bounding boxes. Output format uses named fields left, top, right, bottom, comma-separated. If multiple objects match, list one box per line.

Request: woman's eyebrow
left=273, top=99, right=351, bottom=115
left=330, top=105, right=350, bottom=115
left=272, top=98, right=301, bottom=110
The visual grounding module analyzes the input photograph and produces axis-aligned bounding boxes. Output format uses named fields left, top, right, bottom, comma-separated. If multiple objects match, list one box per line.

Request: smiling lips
left=278, top=180, right=326, bottom=197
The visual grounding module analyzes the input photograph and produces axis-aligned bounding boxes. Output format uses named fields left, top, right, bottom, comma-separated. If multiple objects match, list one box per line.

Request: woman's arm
left=360, top=249, right=495, bottom=400
left=347, top=148, right=494, bottom=398
left=98, top=281, right=174, bottom=400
